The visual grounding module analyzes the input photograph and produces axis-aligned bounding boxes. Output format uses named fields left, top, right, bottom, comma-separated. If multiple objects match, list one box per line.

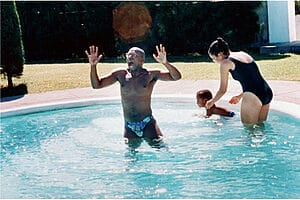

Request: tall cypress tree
left=1, top=1, right=25, bottom=89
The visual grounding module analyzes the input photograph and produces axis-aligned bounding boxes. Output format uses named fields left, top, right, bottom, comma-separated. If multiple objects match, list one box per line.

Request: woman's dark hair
left=208, top=37, right=230, bottom=57
left=197, top=89, right=212, bottom=100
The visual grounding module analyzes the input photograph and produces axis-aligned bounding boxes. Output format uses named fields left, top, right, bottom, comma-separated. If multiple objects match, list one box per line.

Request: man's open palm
left=85, top=45, right=103, bottom=65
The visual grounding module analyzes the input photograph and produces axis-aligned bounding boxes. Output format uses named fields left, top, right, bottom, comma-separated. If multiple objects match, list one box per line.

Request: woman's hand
left=205, top=99, right=215, bottom=109
left=153, top=44, right=167, bottom=64
left=229, top=94, right=242, bottom=104
left=85, top=45, right=103, bottom=66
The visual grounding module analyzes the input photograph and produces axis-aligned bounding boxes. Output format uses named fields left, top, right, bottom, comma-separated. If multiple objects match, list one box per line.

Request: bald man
left=85, top=44, right=181, bottom=148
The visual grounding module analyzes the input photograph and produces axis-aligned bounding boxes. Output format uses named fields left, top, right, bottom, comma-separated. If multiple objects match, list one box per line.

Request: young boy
left=196, top=89, right=235, bottom=117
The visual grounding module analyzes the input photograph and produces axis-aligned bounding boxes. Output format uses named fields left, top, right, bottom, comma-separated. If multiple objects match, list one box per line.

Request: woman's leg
left=258, top=103, right=270, bottom=122
left=240, top=92, right=262, bottom=125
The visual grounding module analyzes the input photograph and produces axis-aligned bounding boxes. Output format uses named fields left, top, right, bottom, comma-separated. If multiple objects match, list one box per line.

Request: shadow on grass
left=24, top=55, right=211, bottom=64
left=97, top=56, right=211, bottom=63
left=253, top=53, right=292, bottom=61
left=24, top=52, right=293, bottom=64
left=1, top=83, right=28, bottom=102
left=93, top=53, right=292, bottom=63
left=165, top=53, right=291, bottom=62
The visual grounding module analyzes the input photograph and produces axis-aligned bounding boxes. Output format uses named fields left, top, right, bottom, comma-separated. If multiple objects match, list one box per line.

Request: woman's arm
left=206, top=60, right=232, bottom=109
left=229, top=93, right=243, bottom=104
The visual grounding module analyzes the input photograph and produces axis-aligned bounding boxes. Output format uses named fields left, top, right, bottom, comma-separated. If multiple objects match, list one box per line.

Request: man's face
left=126, top=50, right=144, bottom=69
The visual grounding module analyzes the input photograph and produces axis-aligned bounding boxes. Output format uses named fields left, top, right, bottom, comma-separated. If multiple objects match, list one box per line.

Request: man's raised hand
left=153, top=44, right=167, bottom=64
left=85, top=45, right=103, bottom=66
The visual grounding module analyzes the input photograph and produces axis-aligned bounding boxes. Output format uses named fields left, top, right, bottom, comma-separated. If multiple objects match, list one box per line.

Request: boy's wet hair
left=208, top=37, right=230, bottom=57
left=197, top=89, right=213, bottom=100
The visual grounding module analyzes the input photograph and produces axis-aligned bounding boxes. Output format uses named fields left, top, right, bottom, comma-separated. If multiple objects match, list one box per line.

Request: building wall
left=267, top=0, right=296, bottom=43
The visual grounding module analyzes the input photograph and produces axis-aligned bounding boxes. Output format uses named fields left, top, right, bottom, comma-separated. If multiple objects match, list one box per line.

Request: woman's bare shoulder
left=221, top=58, right=235, bottom=70
left=230, top=51, right=254, bottom=63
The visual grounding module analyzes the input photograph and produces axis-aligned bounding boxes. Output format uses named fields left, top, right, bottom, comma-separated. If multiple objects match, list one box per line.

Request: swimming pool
left=1, top=97, right=299, bottom=198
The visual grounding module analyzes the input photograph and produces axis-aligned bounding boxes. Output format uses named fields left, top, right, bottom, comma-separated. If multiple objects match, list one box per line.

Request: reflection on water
left=246, top=123, right=268, bottom=147
left=1, top=99, right=299, bottom=198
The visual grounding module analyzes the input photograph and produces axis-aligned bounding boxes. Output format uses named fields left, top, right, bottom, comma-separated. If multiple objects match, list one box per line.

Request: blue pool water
left=1, top=98, right=299, bottom=198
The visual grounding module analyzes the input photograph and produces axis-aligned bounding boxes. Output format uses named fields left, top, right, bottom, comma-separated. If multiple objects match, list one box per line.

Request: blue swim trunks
left=125, top=115, right=153, bottom=137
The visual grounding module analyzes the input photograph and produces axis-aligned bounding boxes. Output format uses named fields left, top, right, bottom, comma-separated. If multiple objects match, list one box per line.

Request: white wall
left=267, top=0, right=296, bottom=43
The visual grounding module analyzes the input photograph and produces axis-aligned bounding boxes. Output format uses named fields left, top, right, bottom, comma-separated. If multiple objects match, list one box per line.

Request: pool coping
left=1, top=80, right=300, bottom=119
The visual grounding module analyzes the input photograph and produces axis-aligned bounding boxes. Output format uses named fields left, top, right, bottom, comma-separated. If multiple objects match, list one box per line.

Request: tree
left=1, top=1, right=25, bottom=89
left=296, top=0, right=300, bottom=14
left=16, top=1, right=116, bottom=61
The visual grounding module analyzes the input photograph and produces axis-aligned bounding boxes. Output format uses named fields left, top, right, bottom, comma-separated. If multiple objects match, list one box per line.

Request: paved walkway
left=1, top=80, right=299, bottom=112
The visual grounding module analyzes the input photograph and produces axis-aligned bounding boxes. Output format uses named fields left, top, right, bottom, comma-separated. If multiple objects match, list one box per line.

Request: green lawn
left=1, top=53, right=299, bottom=95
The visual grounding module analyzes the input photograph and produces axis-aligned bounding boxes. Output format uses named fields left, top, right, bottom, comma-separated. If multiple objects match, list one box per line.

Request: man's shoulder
left=146, top=68, right=162, bottom=74
left=111, top=67, right=127, bottom=75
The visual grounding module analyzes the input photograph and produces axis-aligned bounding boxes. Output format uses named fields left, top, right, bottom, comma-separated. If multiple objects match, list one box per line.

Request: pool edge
left=1, top=94, right=300, bottom=119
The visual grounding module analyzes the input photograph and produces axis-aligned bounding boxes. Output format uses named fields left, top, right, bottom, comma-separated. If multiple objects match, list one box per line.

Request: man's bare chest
left=120, top=75, right=152, bottom=94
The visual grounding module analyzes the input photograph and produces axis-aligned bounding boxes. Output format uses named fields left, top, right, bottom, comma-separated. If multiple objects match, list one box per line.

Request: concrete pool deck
left=1, top=80, right=299, bottom=113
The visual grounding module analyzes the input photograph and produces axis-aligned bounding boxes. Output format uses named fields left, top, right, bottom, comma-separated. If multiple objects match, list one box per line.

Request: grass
left=1, top=53, right=299, bottom=96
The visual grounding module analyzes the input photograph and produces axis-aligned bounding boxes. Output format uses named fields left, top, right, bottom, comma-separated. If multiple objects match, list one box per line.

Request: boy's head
left=196, top=89, right=212, bottom=107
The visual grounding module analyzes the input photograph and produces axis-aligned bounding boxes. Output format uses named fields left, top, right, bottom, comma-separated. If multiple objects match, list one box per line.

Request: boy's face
left=197, top=97, right=207, bottom=107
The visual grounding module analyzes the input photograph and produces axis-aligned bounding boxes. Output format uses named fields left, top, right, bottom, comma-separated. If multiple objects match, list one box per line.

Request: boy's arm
left=206, top=108, right=213, bottom=117
left=211, top=106, right=235, bottom=117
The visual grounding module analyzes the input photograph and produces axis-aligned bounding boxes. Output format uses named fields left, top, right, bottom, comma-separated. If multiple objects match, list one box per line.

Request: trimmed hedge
left=15, top=1, right=261, bottom=61
left=1, top=1, right=25, bottom=88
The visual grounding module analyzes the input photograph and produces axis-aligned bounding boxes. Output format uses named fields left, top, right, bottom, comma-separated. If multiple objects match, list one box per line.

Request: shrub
left=1, top=1, right=25, bottom=88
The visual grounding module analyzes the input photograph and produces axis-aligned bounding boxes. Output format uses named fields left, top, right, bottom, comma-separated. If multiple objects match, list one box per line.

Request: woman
left=206, top=37, right=273, bottom=126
